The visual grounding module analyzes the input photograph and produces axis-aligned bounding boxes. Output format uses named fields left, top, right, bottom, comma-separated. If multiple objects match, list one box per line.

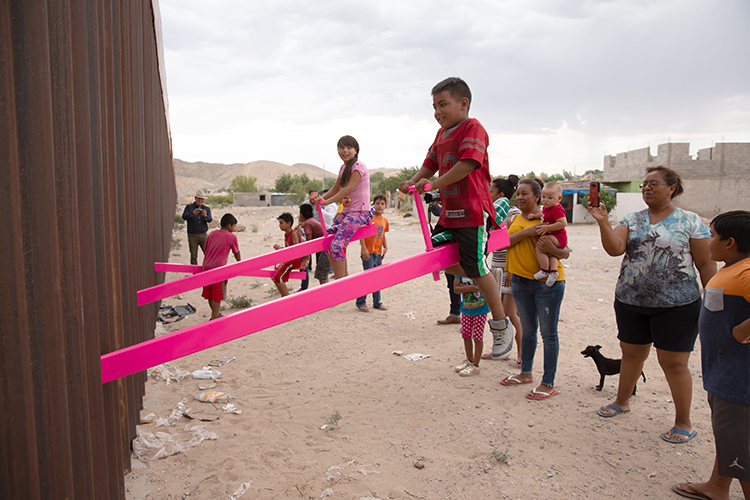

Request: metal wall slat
left=1, top=1, right=175, bottom=497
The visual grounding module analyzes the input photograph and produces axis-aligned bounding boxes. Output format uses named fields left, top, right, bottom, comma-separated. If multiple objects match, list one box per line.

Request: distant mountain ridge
left=174, top=158, right=400, bottom=200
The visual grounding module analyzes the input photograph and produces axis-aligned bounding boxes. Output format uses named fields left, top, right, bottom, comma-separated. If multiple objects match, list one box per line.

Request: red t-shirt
left=422, top=118, right=495, bottom=228
left=303, top=218, right=324, bottom=240
left=201, top=230, right=240, bottom=271
left=542, top=203, right=568, bottom=247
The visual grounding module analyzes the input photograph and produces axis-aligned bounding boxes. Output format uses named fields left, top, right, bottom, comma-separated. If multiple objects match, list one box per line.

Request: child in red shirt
left=202, top=213, right=241, bottom=320
left=533, top=181, right=568, bottom=286
left=272, top=212, right=303, bottom=297
left=399, top=77, right=515, bottom=362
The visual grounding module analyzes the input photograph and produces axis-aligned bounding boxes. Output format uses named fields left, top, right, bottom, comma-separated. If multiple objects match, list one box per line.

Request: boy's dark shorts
left=709, top=392, right=750, bottom=481
left=614, top=298, right=701, bottom=352
left=314, top=251, right=331, bottom=281
left=432, top=222, right=490, bottom=278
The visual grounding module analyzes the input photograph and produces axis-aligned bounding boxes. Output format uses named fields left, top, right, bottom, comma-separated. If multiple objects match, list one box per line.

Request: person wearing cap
left=182, top=192, right=213, bottom=265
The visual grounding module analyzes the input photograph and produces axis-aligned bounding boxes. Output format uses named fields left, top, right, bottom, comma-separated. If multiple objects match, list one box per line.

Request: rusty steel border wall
left=1, top=1, right=175, bottom=498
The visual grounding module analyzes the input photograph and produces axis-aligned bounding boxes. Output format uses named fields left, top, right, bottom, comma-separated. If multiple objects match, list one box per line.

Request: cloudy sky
left=159, top=0, right=749, bottom=178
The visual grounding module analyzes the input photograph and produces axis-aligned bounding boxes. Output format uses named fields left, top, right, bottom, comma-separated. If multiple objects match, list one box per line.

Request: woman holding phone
left=588, top=166, right=716, bottom=443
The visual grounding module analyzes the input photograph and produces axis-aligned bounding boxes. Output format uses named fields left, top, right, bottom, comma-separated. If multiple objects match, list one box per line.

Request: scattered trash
left=132, top=431, right=185, bottom=461
left=597, top=299, right=604, bottom=302
left=403, top=353, right=430, bottom=361
left=229, top=480, right=252, bottom=500
left=157, top=303, right=196, bottom=324
left=320, top=488, right=334, bottom=498
left=413, top=461, right=424, bottom=469
left=185, top=424, right=218, bottom=447
left=392, top=350, right=403, bottom=356
left=222, top=403, right=242, bottom=414
left=198, top=381, right=218, bottom=390
left=648, top=471, right=657, bottom=479
left=148, top=363, right=191, bottom=384
left=192, top=368, right=222, bottom=380
left=140, top=412, right=156, bottom=424
left=403, top=311, right=416, bottom=320
left=320, top=424, right=328, bottom=430
left=194, top=391, right=234, bottom=403
left=208, top=356, right=236, bottom=367
left=591, top=247, right=598, bottom=250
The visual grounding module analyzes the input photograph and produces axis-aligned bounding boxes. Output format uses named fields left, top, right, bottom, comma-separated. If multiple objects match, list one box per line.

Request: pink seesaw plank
left=138, top=224, right=376, bottom=306
left=101, top=227, right=509, bottom=383
left=154, top=262, right=306, bottom=280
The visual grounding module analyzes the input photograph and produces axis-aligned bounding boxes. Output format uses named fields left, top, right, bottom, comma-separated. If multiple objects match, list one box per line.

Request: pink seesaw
left=100, top=186, right=509, bottom=383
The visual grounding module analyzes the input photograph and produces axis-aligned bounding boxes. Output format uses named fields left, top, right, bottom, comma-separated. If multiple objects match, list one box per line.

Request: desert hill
left=174, top=159, right=401, bottom=200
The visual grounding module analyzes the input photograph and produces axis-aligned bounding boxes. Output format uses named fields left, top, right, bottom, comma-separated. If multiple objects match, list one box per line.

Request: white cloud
left=160, top=0, right=750, bottom=173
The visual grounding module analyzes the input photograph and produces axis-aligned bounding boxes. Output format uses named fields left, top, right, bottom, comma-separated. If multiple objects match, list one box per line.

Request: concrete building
left=233, top=192, right=298, bottom=207
left=603, top=142, right=749, bottom=218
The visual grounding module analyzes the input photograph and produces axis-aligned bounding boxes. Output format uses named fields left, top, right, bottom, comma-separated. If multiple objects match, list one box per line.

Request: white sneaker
left=489, top=317, right=514, bottom=358
left=455, top=358, right=473, bottom=372
left=545, top=271, right=559, bottom=287
left=459, top=364, right=481, bottom=377
left=533, top=270, right=548, bottom=281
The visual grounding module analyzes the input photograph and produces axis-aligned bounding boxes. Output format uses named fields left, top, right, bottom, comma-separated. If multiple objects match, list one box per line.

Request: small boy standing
left=272, top=212, right=303, bottom=297
left=298, top=203, right=329, bottom=286
left=453, top=276, right=489, bottom=376
left=356, top=194, right=389, bottom=312
left=398, top=76, right=514, bottom=358
left=673, top=210, right=750, bottom=500
left=201, top=213, right=241, bottom=320
left=533, top=181, right=568, bottom=286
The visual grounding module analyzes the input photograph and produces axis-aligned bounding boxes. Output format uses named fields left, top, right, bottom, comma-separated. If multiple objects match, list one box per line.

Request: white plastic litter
left=229, top=480, right=252, bottom=500
left=148, top=363, right=191, bottom=384
left=185, top=424, right=218, bottom=447
left=222, top=403, right=242, bottom=414
left=194, top=391, right=234, bottom=403
left=403, top=353, right=430, bottom=361
left=192, top=368, right=222, bottom=379
left=132, top=431, right=185, bottom=461
left=403, top=311, right=416, bottom=320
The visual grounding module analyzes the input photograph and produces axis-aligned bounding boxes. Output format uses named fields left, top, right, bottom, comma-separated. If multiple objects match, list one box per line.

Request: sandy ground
left=125, top=206, right=743, bottom=500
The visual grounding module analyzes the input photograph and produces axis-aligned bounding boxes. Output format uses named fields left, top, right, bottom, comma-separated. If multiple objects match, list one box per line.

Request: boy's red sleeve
left=457, top=121, right=488, bottom=168
left=230, top=234, right=239, bottom=254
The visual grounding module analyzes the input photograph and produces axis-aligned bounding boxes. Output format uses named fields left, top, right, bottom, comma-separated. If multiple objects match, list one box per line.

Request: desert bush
left=229, top=175, right=258, bottom=193
left=205, top=194, right=233, bottom=207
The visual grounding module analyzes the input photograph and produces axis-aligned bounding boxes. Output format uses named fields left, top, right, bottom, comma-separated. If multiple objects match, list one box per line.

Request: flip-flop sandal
left=671, top=482, right=712, bottom=499
left=597, top=404, right=630, bottom=418
left=481, top=353, right=498, bottom=360
left=501, top=375, right=533, bottom=386
left=526, top=388, right=559, bottom=400
left=662, top=427, right=697, bottom=444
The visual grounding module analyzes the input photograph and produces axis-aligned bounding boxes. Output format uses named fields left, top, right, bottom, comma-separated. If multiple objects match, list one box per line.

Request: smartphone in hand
left=589, top=181, right=600, bottom=207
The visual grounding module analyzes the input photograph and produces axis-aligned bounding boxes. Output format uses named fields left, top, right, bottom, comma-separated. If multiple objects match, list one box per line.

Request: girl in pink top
left=319, top=135, right=371, bottom=279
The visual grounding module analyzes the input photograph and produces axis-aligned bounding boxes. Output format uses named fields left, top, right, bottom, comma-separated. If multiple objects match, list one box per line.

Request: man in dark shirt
left=182, top=192, right=213, bottom=264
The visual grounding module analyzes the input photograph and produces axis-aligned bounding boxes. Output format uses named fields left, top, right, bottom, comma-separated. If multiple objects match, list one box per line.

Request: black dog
left=581, top=345, right=646, bottom=395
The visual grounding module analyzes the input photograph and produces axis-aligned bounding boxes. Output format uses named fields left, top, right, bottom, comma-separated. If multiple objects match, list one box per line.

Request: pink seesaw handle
left=409, top=184, right=440, bottom=281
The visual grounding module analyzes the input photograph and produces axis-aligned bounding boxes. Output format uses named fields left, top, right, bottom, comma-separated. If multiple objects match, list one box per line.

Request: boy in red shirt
left=399, top=77, right=514, bottom=361
left=356, top=194, right=389, bottom=311
left=272, top=212, right=303, bottom=297
left=202, top=213, right=241, bottom=320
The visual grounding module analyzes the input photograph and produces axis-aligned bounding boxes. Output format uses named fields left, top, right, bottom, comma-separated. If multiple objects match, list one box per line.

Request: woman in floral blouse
left=588, top=166, right=716, bottom=443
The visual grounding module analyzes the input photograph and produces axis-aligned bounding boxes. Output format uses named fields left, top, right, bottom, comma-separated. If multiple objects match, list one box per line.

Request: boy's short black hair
left=278, top=212, right=294, bottom=225
left=431, top=77, right=472, bottom=106
left=220, top=213, right=237, bottom=227
left=299, top=203, right=314, bottom=220
left=711, top=210, right=750, bottom=253
left=373, top=194, right=386, bottom=204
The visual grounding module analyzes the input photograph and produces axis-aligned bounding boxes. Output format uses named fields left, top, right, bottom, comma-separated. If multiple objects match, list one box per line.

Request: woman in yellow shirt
left=501, top=178, right=569, bottom=401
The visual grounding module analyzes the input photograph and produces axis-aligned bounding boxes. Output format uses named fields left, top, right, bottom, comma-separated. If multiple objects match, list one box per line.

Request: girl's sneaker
left=533, top=270, right=548, bottom=281
left=545, top=271, right=559, bottom=287
left=455, top=358, right=473, bottom=372
left=459, top=364, right=481, bottom=377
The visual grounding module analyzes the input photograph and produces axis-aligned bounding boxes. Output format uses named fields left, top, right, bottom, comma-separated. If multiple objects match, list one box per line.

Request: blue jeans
left=356, top=253, right=383, bottom=307
left=511, top=275, right=565, bottom=386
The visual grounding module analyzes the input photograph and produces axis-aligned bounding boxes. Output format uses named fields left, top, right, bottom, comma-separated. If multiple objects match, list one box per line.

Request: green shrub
left=205, top=194, right=233, bottom=207
left=579, top=191, right=618, bottom=212
left=229, top=175, right=258, bottom=193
